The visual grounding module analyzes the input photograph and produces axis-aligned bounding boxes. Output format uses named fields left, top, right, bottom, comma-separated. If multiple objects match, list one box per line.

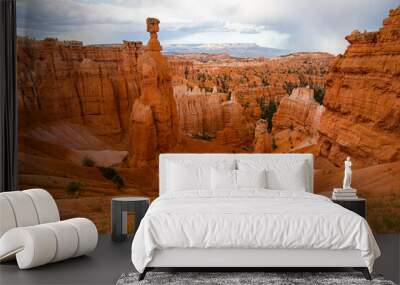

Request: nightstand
left=332, top=197, right=366, bottom=218
left=111, top=197, right=150, bottom=242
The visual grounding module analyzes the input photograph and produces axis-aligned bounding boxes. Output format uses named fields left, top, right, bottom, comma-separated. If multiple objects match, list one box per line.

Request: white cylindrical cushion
left=0, top=196, right=17, bottom=237
left=0, top=226, right=57, bottom=269
left=64, top=218, right=98, bottom=257
left=42, top=221, right=79, bottom=262
left=0, top=218, right=97, bottom=269
left=1, top=192, right=39, bottom=227
left=23, top=189, right=60, bottom=223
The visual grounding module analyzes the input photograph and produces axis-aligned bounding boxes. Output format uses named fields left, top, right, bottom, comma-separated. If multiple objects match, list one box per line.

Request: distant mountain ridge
left=163, top=43, right=289, bottom=58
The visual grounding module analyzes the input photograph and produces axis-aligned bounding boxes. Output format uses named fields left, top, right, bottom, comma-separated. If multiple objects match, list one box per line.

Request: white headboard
left=159, top=153, right=314, bottom=195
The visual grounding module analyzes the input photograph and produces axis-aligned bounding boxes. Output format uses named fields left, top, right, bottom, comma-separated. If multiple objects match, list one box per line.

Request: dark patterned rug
left=116, top=271, right=396, bottom=285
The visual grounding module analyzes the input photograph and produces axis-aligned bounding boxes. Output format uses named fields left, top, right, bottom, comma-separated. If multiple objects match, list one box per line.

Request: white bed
left=131, top=154, right=380, bottom=280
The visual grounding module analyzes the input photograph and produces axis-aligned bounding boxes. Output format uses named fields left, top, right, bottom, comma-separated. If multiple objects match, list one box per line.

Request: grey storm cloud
left=16, top=0, right=399, bottom=54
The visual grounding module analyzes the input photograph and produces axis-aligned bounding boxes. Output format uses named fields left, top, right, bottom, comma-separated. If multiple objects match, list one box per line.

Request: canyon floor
left=18, top=125, right=400, bottom=234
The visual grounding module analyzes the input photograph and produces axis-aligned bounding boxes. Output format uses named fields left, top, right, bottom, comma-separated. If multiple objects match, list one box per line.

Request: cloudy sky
left=17, top=0, right=398, bottom=54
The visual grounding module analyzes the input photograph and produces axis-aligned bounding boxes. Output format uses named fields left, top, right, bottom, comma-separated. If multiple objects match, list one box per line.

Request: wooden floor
left=0, top=235, right=399, bottom=285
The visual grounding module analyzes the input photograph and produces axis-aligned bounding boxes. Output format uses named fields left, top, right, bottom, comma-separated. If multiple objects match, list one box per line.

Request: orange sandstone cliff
left=317, top=7, right=400, bottom=167
left=17, top=38, right=142, bottom=135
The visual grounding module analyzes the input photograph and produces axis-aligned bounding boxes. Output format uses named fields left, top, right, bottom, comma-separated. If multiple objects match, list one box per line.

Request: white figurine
left=343, top=156, right=352, bottom=189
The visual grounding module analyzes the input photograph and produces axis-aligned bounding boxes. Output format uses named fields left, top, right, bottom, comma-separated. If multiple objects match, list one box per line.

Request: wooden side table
left=332, top=198, right=366, bottom=218
left=111, top=197, right=150, bottom=242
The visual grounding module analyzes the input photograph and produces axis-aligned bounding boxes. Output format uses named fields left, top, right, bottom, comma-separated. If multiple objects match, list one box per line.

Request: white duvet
left=131, top=190, right=380, bottom=273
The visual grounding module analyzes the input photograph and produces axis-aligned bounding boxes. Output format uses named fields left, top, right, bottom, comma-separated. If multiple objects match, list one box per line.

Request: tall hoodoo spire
left=128, top=18, right=179, bottom=166
left=145, top=18, right=161, bottom=52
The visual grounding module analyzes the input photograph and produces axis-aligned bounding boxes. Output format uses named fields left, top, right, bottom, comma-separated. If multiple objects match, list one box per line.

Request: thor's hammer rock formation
left=129, top=18, right=179, bottom=166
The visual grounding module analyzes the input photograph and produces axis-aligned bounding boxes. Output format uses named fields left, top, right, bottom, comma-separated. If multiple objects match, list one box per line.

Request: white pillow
left=167, top=162, right=211, bottom=191
left=236, top=169, right=267, bottom=189
left=267, top=161, right=307, bottom=191
left=166, top=159, right=236, bottom=192
left=211, top=168, right=236, bottom=190
left=238, top=159, right=308, bottom=191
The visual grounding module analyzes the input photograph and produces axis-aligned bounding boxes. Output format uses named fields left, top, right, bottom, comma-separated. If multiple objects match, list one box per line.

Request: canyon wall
left=17, top=38, right=142, bottom=135
left=317, top=7, right=400, bottom=167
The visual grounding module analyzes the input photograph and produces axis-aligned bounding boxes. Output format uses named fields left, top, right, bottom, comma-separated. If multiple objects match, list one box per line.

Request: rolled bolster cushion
left=0, top=226, right=57, bottom=269
left=42, top=221, right=79, bottom=263
left=0, top=218, right=98, bottom=269
left=63, top=218, right=98, bottom=257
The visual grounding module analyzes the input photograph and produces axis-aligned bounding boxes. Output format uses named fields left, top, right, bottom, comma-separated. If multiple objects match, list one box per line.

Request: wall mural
left=17, top=1, right=400, bottom=233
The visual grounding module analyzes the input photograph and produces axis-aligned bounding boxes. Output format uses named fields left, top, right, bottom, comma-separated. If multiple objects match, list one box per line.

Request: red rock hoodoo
left=128, top=18, right=179, bottom=166
left=252, top=87, right=323, bottom=154
left=273, top=87, right=324, bottom=134
left=253, top=120, right=272, bottom=153
left=174, top=85, right=226, bottom=136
